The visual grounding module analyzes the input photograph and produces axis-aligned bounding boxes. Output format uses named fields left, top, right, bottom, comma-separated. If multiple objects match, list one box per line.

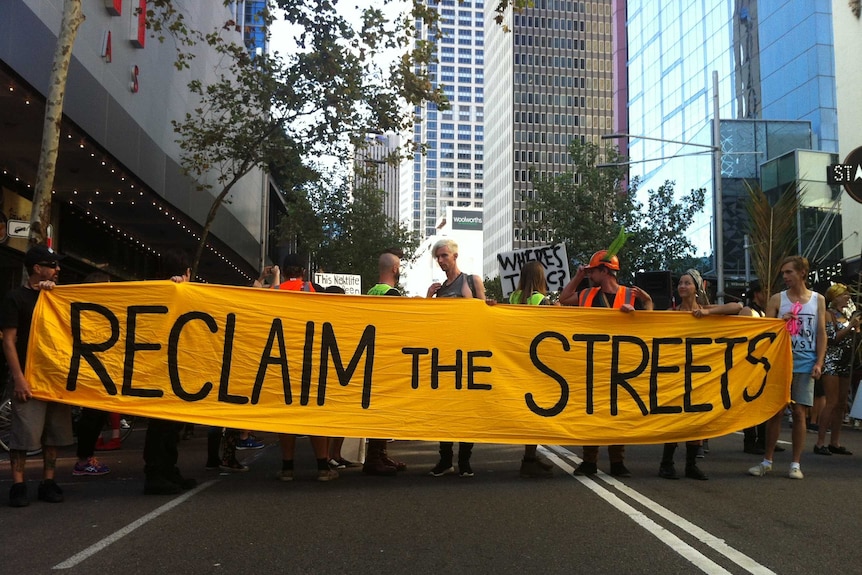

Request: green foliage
left=745, top=182, right=802, bottom=299
left=483, top=275, right=503, bottom=303
left=526, top=139, right=706, bottom=283
left=275, top=167, right=417, bottom=291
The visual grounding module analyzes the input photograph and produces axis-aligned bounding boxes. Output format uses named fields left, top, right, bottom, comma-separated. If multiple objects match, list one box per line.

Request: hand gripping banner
left=26, top=282, right=792, bottom=445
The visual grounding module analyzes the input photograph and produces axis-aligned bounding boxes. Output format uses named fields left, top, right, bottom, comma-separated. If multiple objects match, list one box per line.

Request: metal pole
left=712, top=71, right=725, bottom=303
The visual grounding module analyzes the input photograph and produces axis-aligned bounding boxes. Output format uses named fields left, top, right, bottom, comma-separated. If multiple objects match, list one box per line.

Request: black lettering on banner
left=743, top=332, right=776, bottom=402
left=684, top=338, right=713, bottom=412
left=217, top=313, right=247, bottom=404
left=122, top=305, right=167, bottom=398
left=526, top=331, right=570, bottom=417
left=466, top=350, right=493, bottom=390
left=300, top=321, right=315, bottom=405
left=572, top=334, right=611, bottom=414
left=251, top=318, right=290, bottom=405
left=318, top=323, right=376, bottom=409
left=649, top=338, right=683, bottom=414
left=432, top=348, right=463, bottom=390
left=402, top=347, right=429, bottom=389
left=66, top=302, right=120, bottom=393
left=167, top=311, right=216, bottom=402
left=610, top=336, right=649, bottom=416
left=715, top=336, right=747, bottom=409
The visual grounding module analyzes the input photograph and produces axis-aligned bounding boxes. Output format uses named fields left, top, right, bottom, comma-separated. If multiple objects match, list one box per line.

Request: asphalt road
left=2, top=420, right=861, bottom=574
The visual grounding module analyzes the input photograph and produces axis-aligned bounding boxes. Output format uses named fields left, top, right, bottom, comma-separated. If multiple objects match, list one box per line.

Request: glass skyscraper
left=622, top=0, right=838, bottom=273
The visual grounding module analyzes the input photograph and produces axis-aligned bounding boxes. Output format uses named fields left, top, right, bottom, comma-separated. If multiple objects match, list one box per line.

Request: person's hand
left=13, top=376, right=32, bottom=402
left=37, top=280, right=56, bottom=291
left=620, top=303, right=635, bottom=313
left=631, top=286, right=652, bottom=304
left=484, top=298, right=497, bottom=306
left=693, top=308, right=709, bottom=318
left=812, top=363, right=822, bottom=379
left=426, top=282, right=442, bottom=298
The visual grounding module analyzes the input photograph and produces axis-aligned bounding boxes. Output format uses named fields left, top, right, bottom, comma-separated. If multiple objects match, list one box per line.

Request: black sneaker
left=658, top=464, right=679, bottom=480
left=37, top=479, right=64, bottom=503
left=9, top=482, right=29, bottom=507
left=609, top=462, right=632, bottom=478
left=573, top=461, right=597, bottom=476
left=428, top=461, right=454, bottom=477
left=458, top=460, right=474, bottom=478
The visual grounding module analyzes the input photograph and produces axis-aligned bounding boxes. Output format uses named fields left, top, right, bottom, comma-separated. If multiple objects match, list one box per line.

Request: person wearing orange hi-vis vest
left=558, top=230, right=654, bottom=477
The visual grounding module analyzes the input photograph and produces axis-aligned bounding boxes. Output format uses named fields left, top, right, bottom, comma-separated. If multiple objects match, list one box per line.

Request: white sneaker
left=748, top=462, right=773, bottom=476
left=788, top=467, right=804, bottom=480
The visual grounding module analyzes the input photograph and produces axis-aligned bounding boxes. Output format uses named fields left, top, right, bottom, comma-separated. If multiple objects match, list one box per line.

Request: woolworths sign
left=452, top=210, right=483, bottom=230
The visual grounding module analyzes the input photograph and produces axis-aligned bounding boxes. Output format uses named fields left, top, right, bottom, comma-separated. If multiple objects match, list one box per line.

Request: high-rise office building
left=357, top=133, right=401, bottom=223
left=483, top=1, right=614, bottom=277
left=403, top=1, right=486, bottom=242
left=620, top=0, right=840, bottom=280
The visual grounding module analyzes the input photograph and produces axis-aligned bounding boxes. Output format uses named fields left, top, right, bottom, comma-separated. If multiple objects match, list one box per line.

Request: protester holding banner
left=558, top=241, right=653, bottom=478
left=275, top=253, right=337, bottom=482
left=658, top=270, right=742, bottom=481
left=509, top=261, right=555, bottom=479
left=363, top=251, right=410, bottom=476
left=143, top=250, right=199, bottom=495
left=1, top=244, right=72, bottom=507
left=748, top=256, right=826, bottom=480
left=812, top=283, right=860, bottom=457
left=426, top=238, right=486, bottom=478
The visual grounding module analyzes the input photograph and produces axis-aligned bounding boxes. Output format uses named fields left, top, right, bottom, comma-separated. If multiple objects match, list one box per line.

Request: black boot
left=685, top=444, right=708, bottom=480
left=659, top=443, right=679, bottom=479
left=458, top=442, right=474, bottom=477
left=206, top=427, right=222, bottom=469
left=429, top=442, right=454, bottom=476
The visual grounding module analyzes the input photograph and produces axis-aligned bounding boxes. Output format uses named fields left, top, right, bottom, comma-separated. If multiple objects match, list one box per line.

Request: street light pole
left=711, top=71, right=725, bottom=303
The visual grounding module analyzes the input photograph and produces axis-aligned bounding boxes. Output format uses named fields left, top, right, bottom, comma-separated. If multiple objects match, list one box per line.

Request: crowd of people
left=2, top=241, right=859, bottom=507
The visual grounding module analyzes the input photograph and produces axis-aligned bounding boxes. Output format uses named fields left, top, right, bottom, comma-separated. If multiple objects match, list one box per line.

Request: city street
left=2, top=421, right=861, bottom=574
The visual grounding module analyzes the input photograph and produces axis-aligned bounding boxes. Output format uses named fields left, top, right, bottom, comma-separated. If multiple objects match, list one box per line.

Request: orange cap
left=585, top=250, right=620, bottom=271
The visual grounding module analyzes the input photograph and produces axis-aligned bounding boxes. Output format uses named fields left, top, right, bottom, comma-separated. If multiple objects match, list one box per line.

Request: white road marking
left=53, top=480, right=217, bottom=570
left=541, top=445, right=776, bottom=575
left=54, top=446, right=270, bottom=570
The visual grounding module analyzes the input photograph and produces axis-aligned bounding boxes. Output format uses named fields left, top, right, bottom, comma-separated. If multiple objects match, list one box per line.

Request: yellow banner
left=26, top=282, right=792, bottom=445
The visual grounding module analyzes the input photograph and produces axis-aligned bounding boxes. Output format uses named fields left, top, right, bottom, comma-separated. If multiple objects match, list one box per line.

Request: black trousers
left=143, top=418, right=182, bottom=478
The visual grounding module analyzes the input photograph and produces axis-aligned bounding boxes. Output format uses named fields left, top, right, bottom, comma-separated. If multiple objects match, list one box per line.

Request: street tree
left=526, top=139, right=706, bottom=284
left=276, top=165, right=417, bottom=291
left=27, top=0, right=84, bottom=246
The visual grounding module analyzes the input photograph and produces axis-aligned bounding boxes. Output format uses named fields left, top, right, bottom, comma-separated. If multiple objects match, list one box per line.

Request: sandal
left=813, top=444, right=832, bottom=455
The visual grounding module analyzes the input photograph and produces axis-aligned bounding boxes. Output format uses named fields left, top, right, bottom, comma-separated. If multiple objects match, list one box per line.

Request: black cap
left=282, top=253, right=304, bottom=270
left=24, top=244, right=64, bottom=268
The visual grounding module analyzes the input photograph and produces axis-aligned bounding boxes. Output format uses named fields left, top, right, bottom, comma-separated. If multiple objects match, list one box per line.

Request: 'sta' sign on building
left=827, top=146, right=862, bottom=204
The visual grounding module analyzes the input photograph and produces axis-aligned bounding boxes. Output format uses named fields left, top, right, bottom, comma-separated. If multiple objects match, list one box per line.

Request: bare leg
left=278, top=433, right=296, bottom=460
left=763, top=408, right=784, bottom=461
left=816, top=374, right=838, bottom=447
left=829, top=376, right=851, bottom=447
left=10, top=450, right=26, bottom=483
left=791, top=402, right=807, bottom=464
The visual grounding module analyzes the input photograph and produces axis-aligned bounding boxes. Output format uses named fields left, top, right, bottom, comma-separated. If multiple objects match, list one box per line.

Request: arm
left=2, top=327, right=31, bottom=402
left=471, top=274, right=487, bottom=301
left=558, top=266, right=586, bottom=306
left=693, top=302, right=743, bottom=317
left=813, top=294, right=827, bottom=379
left=765, top=293, right=781, bottom=318
left=630, top=286, right=654, bottom=311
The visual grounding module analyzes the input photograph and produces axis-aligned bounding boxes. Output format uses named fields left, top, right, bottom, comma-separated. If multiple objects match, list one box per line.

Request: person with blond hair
left=812, top=282, right=860, bottom=457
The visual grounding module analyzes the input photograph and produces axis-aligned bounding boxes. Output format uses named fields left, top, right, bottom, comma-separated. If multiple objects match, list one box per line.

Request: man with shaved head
left=364, top=250, right=408, bottom=475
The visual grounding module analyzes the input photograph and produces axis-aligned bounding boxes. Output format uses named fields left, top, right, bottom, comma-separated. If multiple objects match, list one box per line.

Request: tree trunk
left=29, top=0, right=85, bottom=246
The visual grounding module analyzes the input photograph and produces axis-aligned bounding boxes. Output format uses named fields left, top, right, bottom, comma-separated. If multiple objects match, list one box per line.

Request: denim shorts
left=790, top=372, right=815, bottom=407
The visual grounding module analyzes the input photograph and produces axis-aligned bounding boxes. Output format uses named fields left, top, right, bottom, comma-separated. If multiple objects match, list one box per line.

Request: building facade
left=621, top=0, right=840, bottom=282
left=483, top=0, right=614, bottom=277
left=402, top=0, right=486, bottom=242
left=0, top=0, right=270, bottom=290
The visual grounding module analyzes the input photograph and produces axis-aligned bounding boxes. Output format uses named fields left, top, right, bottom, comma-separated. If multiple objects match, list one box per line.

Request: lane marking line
left=541, top=445, right=776, bottom=575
